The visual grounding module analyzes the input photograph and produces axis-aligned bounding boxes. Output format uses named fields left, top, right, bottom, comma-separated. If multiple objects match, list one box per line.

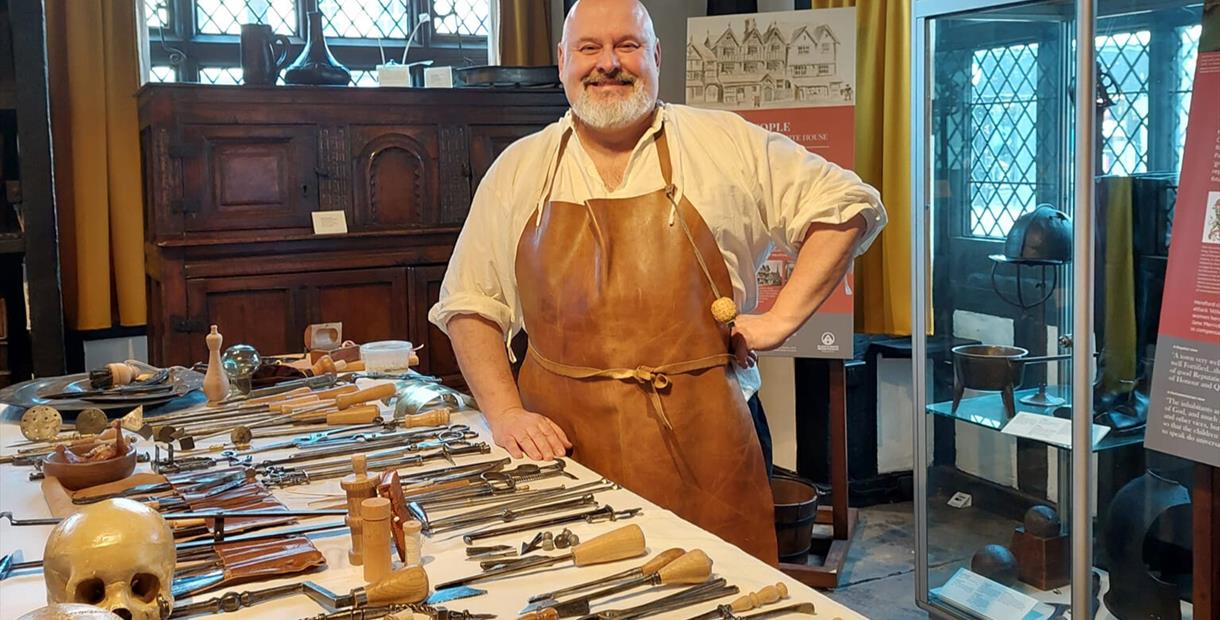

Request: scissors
left=406, top=425, right=478, bottom=451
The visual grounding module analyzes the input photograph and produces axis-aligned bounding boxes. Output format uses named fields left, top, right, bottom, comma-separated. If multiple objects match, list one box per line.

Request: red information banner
left=687, top=8, right=858, bottom=358
left=1146, top=13, right=1220, bottom=467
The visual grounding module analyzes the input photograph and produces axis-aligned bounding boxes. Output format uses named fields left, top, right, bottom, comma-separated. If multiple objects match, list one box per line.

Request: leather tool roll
left=206, top=537, right=326, bottom=593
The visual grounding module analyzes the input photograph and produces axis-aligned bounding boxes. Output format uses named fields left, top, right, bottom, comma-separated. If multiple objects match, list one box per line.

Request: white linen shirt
left=428, top=103, right=887, bottom=396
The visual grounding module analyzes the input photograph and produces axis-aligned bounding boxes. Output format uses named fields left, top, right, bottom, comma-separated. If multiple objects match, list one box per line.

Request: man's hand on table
left=486, top=406, right=572, bottom=460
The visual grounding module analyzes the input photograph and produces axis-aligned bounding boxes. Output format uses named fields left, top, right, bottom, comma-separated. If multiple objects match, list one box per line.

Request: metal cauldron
left=951, top=345, right=1068, bottom=418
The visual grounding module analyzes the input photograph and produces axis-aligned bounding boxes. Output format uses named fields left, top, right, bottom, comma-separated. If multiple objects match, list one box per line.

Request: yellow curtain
left=499, top=0, right=555, bottom=65
left=46, top=0, right=146, bottom=330
left=811, top=0, right=912, bottom=336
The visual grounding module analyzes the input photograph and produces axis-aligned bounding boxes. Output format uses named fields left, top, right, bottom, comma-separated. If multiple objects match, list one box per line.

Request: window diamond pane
left=1173, top=25, right=1201, bottom=173
left=1095, top=30, right=1150, bottom=176
left=149, top=65, right=177, bottom=83
left=200, top=66, right=244, bottom=85
left=968, top=43, right=1038, bottom=238
left=145, top=0, right=169, bottom=29
left=351, top=69, right=380, bottom=87
left=196, top=0, right=296, bottom=35
left=319, top=0, right=411, bottom=39
left=432, top=0, right=488, bottom=36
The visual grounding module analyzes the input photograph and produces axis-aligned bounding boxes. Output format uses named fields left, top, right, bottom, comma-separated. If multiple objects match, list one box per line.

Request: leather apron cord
left=527, top=344, right=734, bottom=430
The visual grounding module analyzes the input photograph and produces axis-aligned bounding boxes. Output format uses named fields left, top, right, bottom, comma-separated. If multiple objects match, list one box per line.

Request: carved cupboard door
left=177, top=125, right=319, bottom=232
left=349, top=125, right=440, bottom=229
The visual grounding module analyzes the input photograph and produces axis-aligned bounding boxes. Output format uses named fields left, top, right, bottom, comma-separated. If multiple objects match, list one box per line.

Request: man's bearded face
left=569, top=66, right=655, bottom=130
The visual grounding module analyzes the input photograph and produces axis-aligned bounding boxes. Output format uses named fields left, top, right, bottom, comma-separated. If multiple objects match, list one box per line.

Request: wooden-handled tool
left=325, top=405, right=383, bottom=425
left=402, top=408, right=451, bottom=428
left=527, top=548, right=685, bottom=605
left=434, top=524, right=646, bottom=591
left=727, top=582, right=788, bottom=613
left=336, top=383, right=397, bottom=410
left=341, top=454, right=381, bottom=566
left=681, top=583, right=790, bottom=620
left=518, top=550, right=712, bottom=620
left=171, top=566, right=430, bottom=617
left=316, top=384, right=360, bottom=400
left=357, top=565, right=430, bottom=606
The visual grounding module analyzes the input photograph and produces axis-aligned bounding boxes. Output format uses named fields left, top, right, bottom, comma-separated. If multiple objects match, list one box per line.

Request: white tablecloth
left=0, top=384, right=863, bottom=620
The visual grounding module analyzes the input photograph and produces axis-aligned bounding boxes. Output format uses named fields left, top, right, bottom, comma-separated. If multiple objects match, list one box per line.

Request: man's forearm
left=446, top=314, right=523, bottom=419
left=770, top=215, right=867, bottom=334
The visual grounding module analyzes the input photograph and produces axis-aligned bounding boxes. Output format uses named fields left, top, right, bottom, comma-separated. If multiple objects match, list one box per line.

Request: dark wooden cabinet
left=408, top=265, right=462, bottom=385
left=141, top=84, right=567, bottom=376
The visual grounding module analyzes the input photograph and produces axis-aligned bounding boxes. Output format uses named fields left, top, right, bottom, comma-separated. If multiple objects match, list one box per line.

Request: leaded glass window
left=1173, top=25, right=1202, bottom=173
left=1096, top=30, right=1151, bottom=176
left=967, top=43, right=1040, bottom=238
left=144, top=0, right=488, bottom=85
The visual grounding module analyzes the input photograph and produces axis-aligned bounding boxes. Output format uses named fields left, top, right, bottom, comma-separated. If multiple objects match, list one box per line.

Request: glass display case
left=911, top=0, right=1210, bottom=617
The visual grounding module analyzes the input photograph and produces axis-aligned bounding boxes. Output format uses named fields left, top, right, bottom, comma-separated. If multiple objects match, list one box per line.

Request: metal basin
left=952, top=344, right=1029, bottom=392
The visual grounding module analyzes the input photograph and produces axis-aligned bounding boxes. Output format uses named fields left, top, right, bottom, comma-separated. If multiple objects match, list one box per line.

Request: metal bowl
left=952, top=344, right=1029, bottom=392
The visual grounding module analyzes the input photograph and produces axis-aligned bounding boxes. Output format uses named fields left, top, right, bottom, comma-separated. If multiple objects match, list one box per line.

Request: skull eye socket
left=74, top=577, right=106, bottom=604
left=130, top=572, right=161, bottom=603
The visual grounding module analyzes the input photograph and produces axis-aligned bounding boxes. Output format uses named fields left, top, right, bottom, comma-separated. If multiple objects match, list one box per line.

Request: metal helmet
left=992, top=204, right=1072, bottom=265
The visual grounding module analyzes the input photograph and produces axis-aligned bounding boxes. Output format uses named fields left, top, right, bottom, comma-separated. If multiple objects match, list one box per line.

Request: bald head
left=558, top=0, right=662, bottom=133
left=561, top=0, right=657, bottom=49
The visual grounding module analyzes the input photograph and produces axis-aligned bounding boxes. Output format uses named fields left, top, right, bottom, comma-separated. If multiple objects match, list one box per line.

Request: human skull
left=43, top=499, right=174, bottom=620
left=18, top=603, right=122, bottom=620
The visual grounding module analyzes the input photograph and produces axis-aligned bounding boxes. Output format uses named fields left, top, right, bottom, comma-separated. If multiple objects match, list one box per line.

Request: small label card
left=936, top=568, right=1038, bottom=620
left=312, top=210, right=348, bottom=235
left=1001, top=412, right=1110, bottom=449
left=947, top=491, right=973, bottom=509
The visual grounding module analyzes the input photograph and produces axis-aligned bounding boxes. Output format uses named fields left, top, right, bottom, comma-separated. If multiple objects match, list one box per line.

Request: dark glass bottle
left=283, top=10, right=350, bottom=86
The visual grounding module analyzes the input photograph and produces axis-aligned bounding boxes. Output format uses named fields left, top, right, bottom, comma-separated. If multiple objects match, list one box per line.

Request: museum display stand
left=911, top=0, right=1215, bottom=618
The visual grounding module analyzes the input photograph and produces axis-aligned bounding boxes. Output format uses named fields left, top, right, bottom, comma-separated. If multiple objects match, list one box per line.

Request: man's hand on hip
left=486, top=406, right=572, bottom=460
left=730, top=312, right=797, bottom=367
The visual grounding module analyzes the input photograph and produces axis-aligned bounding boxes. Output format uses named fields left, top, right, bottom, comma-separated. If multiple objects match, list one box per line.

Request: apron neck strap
left=541, top=113, right=673, bottom=205
left=541, top=128, right=575, bottom=206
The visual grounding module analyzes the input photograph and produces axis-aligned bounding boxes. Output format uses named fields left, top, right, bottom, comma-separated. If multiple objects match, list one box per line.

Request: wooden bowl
left=42, top=449, right=137, bottom=491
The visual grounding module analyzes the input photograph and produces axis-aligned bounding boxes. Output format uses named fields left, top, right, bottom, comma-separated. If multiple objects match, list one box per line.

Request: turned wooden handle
left=364, top=565, right=430, bottom=605
left=729, top=583, right=788, bottom=612
left=518, top=608, right=559, bottom=620
left=403, top=408, right=450, bottom=428
left=310, top=355, right=337, bottom=376
left=570, top=524, right=646, bottom=566
left=326, top=405, right=382, bottom=425
left=336, top=383, right=397, bottom=409
left=657, top=549, right=712, bottom=584
left=269, top=394, right=321, bottom=413
left=640, top=547, right=685, bottom=575
left=335, top=359, right=366, bottom=372
left=316, top=384, right=360, bottom=400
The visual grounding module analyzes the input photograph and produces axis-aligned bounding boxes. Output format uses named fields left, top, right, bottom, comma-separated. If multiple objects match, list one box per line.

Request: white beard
left=570, top=78, right=655, bottom=130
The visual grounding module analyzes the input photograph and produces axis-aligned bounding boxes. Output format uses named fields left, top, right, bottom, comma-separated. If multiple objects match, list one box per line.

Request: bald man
left=430, top=0, right=885, bottom=562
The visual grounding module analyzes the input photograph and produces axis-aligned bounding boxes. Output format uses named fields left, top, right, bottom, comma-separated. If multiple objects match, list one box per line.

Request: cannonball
left=970, top=544, right=1019, bottom=587
left=1024, top=505, right=1061, bottom=538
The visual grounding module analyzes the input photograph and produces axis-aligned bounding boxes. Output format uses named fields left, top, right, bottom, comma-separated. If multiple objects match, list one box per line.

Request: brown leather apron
left=514, top=125, right=778, bottom=563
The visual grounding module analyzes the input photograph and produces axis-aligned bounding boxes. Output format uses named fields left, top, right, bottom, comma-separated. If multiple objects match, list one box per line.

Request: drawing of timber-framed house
left=686, top=17, right=851, bottom=108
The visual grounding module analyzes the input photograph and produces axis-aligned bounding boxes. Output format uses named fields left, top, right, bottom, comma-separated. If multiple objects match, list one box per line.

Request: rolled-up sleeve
left=752, top=127, right=887, bottom=256
left=427, top=171, right=518, bottom=338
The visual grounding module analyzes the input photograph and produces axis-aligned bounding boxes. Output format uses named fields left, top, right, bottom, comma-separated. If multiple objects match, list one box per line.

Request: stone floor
left=805, top=500, right=1020, bottom=619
